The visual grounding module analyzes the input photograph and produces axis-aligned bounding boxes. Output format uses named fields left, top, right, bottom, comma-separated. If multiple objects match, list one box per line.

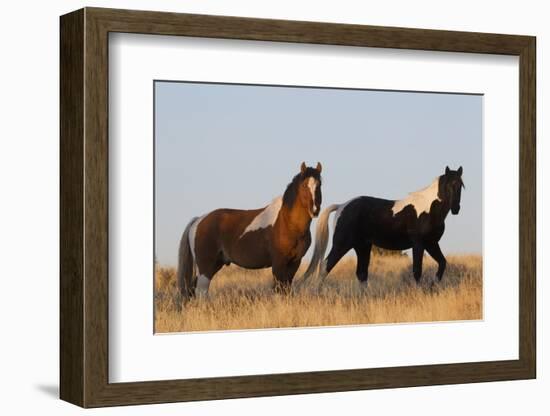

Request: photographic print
left=60, top=9, right=535, bottom=406
left=154, top=81, right=482, bottom=333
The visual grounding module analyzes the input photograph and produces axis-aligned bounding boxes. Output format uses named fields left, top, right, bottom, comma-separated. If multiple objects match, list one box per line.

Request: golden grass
left=154, top=254, right=482, bottom=333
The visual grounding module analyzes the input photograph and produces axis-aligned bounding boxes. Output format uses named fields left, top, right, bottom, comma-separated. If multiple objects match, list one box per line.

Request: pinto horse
left=302, top=166, right=464, bottom=287
left=177, top=162, right=323, bottom=299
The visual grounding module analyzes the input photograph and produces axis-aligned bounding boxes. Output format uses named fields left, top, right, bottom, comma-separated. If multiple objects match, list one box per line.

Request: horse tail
left=177, top=216, right=199, bottom=301
left=301, top=204, right=340, bottom=282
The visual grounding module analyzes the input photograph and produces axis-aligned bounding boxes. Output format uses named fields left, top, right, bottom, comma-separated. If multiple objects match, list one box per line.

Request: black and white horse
left=302, top=166, right=464, bottom=287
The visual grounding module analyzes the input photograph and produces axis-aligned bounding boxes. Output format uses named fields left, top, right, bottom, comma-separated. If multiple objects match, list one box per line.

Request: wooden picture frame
left=60, top=7, right=536, bottom=408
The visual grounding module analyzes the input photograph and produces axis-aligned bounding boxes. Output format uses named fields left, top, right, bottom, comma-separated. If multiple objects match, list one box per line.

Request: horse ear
left=300, top=162, right=306, bottom=174
left=457, top=166, right=463, bottom=176
left=316, top=162, right=322, bottom=173
left=445, top=166, right=450, bottom=175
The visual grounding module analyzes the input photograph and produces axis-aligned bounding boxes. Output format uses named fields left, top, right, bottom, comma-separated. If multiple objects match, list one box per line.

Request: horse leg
left=195, top=274, right=211, bottom=298
left=354, top=242, right=372, bottom=290
left=412, top=242, right=425, bottom=284
left=426, top=242, right=447, bottom=281
left=272, top=260, right=300, bottom=295
left=195, top=255, right=224, bottom=299
left=320, top=227, right=353, bottom=282
left=319, top=244, right=351, bottom=284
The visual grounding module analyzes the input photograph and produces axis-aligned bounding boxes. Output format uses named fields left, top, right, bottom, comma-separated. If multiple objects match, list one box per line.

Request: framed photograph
left=60, top=7, right=536, bottom=408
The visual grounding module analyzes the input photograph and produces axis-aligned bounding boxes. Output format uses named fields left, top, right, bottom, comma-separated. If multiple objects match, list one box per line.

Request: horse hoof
left=429, top=280, right=440, bottom=293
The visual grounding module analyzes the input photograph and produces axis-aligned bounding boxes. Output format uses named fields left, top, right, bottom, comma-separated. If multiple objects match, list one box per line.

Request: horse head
left=289, top=161, right=323, bottom=218
left=440, top=166, right=465, bottom=215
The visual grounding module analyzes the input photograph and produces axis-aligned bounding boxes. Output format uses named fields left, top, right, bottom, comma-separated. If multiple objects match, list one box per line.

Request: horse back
left=341, top=196, right=445, bottom=249
left=195, top=207, right=274, bottom=269
left=197, top=207, right=264, bottom=244
left=337, top=196, right=412, bottom=249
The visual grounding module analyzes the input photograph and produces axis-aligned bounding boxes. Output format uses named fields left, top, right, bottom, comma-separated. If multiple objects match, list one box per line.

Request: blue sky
left=155, top=81, right=482, bottom=266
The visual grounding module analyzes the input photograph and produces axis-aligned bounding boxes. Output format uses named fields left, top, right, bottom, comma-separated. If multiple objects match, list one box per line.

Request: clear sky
left=155, top=81, right=482, bottom=267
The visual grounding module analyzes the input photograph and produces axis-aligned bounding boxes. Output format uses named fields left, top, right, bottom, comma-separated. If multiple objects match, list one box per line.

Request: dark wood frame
left=60, top=7, right=536, bottom=408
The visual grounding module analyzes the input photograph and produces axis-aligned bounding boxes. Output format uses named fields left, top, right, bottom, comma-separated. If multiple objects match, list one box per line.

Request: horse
left=302, top=166, right=464, bottom=288
left=177, top=162, right=323, bottom=299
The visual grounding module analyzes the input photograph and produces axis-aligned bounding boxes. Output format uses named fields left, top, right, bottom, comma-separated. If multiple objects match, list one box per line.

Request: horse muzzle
left=451, top=205, right=461, bottom=215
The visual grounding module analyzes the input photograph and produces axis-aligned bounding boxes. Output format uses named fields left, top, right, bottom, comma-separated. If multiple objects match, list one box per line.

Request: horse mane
left=282, top=167, right=321, bottom=208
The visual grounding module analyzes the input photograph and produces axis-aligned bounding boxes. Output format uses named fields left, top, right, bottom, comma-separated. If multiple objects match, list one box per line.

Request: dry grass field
left=154, top=253, right=482, bottom=333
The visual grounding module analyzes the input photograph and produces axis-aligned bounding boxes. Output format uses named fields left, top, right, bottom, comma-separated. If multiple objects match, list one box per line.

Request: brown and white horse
left=177, top=162, right=323, bottom=299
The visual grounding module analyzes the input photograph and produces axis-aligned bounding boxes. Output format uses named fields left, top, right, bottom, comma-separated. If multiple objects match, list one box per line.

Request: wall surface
left=0, top=0, right=546, bottom=414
